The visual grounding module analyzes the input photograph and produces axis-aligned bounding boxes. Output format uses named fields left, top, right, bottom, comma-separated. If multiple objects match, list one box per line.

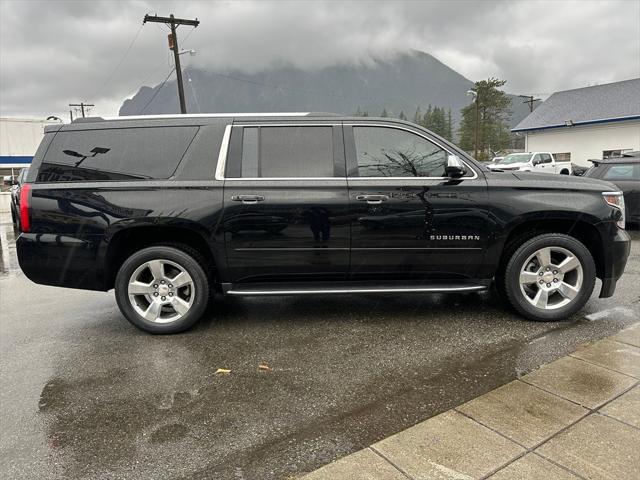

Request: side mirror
left=531, top=157, right=540, bottom=166
left=445, top=155, right=466, bottom=178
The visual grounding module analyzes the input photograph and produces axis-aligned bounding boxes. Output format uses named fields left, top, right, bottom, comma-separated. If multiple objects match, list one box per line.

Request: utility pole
left=474, top=96, right=480, bottom=159
left=69, top=102, right=94, bottom=118
left=518, top=95, right=541, bottom=113
left=143, top=14, right=199, bottom=114
left=467, top=90, right=480, bottom=159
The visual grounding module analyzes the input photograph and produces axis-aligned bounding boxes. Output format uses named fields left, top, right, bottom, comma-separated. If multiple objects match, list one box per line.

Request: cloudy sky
left=1, top=0, right=638, bottom=119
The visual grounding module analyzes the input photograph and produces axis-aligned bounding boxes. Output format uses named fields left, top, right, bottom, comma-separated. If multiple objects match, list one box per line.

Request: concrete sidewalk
left=302, top=323, right=640, bottom=480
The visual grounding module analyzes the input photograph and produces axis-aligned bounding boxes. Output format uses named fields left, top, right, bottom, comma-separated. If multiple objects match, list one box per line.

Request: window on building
left=553, top=152, right=571, bottom=162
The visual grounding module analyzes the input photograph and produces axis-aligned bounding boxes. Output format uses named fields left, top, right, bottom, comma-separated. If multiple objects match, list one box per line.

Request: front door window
left=352, top=126, right=450, bottom=178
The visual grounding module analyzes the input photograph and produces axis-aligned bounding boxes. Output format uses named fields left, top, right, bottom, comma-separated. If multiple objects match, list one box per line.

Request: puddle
left=0, top=220, right=19, bottom=276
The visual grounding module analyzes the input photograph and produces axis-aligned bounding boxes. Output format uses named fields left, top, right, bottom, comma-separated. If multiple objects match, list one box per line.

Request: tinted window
left=353, top=126, right=448, bottom=177
left=540, top=154, right=552, bottom=164
left=603, top=164, right=640, bottom=180
left=237, top=126, right=334, bottom=178
left=37, top=126, right=198, bottom=182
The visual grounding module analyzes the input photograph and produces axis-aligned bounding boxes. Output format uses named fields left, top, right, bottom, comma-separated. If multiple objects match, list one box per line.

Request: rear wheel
left=115, top=245, right=209, bottom=334
left=503, top=234, right=595, bottom=321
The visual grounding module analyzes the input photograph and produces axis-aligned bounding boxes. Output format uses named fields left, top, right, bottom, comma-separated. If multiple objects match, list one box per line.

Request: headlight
left=602, top=191, right=625, bottom=229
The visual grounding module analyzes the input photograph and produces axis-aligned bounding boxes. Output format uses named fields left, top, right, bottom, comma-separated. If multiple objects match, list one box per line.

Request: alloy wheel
left=127, top=259, right=195, bottom=323
left=518, top=246, right=583, bottom=310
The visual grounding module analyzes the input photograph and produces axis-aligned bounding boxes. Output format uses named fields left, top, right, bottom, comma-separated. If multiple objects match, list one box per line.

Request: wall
left=0, top=118, right=59, bottom=166
left=524, top=120, right=640, bottom=166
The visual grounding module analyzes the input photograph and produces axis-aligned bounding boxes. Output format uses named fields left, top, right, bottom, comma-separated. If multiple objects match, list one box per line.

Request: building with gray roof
left=512, top=78, right=640, bottom=166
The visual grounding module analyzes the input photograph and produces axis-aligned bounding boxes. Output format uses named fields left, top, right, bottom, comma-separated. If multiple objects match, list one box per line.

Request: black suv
left=16, top=113, right=630, bottom=333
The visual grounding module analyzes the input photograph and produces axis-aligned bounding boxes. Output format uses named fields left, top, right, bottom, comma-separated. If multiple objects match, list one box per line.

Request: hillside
left=119, top=50, right=532, bottom=128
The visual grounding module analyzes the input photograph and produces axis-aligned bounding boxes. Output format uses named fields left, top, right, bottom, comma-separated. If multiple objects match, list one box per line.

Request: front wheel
left=115, top=245, right=209, bottom=334
left=502, top=234, right=595, bottom=321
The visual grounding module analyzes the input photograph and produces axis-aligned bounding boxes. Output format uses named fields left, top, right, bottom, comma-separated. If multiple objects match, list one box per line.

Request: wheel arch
left=495, top=217, right=605, bottom=281
left=101, top=224, right=220, bottom=291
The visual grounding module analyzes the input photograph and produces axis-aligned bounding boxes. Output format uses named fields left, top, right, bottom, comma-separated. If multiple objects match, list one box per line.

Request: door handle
left=231, top=195, right=265, bottom=204
left=356, top=194, right=389, bottom=204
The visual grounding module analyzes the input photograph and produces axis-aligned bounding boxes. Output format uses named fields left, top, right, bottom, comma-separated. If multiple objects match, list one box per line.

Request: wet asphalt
left=1, top=220, right=639, bottom=480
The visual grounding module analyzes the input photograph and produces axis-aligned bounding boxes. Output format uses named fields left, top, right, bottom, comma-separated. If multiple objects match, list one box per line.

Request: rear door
left=221, top=122, right=350, bottom=283
left=344, top=122, right=489, bottom=281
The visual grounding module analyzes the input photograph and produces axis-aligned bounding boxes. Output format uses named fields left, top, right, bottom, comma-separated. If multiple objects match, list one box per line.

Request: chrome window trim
left=214, top=122, right=480, bottom=181
left=347, top=122, right=479, bottom=180
left=215, top=125, right=232, bottom=181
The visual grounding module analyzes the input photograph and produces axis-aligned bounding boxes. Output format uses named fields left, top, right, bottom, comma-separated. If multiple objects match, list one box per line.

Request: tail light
left=19, top=183, right=32, bottom=232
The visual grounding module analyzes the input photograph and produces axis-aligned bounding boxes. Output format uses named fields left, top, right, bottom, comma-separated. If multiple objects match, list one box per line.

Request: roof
left=512, top=78, right=640, bottom=132
left=588, top=153, right=640, bottom=164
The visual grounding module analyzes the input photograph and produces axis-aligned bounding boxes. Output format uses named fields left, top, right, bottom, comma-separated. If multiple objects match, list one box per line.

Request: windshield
left=499, top=153, right=532, bottom=164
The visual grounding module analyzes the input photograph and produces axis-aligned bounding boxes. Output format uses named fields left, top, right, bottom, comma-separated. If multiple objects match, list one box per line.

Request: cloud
left=0, top=0, right=638, bottom=119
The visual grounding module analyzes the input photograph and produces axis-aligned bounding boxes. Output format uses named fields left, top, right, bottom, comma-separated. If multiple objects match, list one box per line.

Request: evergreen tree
left=399, top=110, right=407, bottom=120
left=413, top=107, right=422, bottom=125
left=423, top=105, right=433, bottom=129
left=381, top=108, right=388, bottom=117
left=459, top=77, right=512, bottom=160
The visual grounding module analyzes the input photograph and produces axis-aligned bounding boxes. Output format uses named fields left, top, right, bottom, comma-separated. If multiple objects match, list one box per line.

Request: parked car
left=16, top=114, right=629, bottom=333
left=10, top=167, right=29, bottom=228
left=491, top=156, right=504, bottom=163
left=488, top=152, right=572, bottom=175
left=584, top=152, right=639, bottom=225
left=571, top=164, right=589, bottom=176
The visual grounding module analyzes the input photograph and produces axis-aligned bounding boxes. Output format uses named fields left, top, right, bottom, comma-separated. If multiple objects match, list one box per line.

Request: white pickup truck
left=487, top=152, right=572, bottom=175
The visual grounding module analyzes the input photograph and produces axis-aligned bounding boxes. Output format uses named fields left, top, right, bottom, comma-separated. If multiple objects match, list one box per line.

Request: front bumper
left=599, top=227, right=631, bottom=298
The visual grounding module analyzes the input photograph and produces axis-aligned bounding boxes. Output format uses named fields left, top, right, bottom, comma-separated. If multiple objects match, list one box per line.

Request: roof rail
left=98, top=112, right=344, bottom=121
left=72, top=116, right=104, bottom=123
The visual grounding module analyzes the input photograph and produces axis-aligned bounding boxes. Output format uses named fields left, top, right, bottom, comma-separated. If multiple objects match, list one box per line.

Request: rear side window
left=353, top=126, right=448, bottom=177
left=235, top=126, right=334, bottom=178
left=37, top=126, right=198, bottom=182
left=603, top=164, right=640, bottom=180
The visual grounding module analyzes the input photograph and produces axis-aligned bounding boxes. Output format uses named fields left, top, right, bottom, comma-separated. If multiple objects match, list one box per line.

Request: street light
left=178, top=49, right=196, bottom=56
left=467, top=90, right=480, bottom=159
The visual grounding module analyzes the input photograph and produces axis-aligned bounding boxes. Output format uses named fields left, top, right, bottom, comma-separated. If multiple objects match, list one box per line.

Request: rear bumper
left=598, top=227, right=631, bottom=298
left=16, top=233, right=106, bottom=291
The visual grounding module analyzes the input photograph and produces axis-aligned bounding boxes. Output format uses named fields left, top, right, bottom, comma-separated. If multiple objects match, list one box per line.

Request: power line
left=140, top=67, right=175, bottom=114
left=91, top=23, right=145, bottom=99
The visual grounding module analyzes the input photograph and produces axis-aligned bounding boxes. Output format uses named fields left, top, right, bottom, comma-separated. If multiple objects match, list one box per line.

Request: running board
left=224, top=282, right=488, bottom=296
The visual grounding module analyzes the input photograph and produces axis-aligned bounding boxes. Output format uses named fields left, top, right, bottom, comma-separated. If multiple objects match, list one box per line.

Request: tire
left=115, top=245, right=209, bottom=334
left=502, top=234, right=595, bottom=321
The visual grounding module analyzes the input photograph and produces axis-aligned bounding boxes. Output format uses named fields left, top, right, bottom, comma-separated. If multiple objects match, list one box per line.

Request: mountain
left=119, top=50, right=533, bottom=129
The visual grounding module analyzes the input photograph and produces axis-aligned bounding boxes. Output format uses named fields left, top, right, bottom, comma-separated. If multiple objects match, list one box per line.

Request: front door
left=221, top=123, right=350, bottom=283
left=345, top=123, right=488, bottom=281
left=533, top=153, right=553, bottom=173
